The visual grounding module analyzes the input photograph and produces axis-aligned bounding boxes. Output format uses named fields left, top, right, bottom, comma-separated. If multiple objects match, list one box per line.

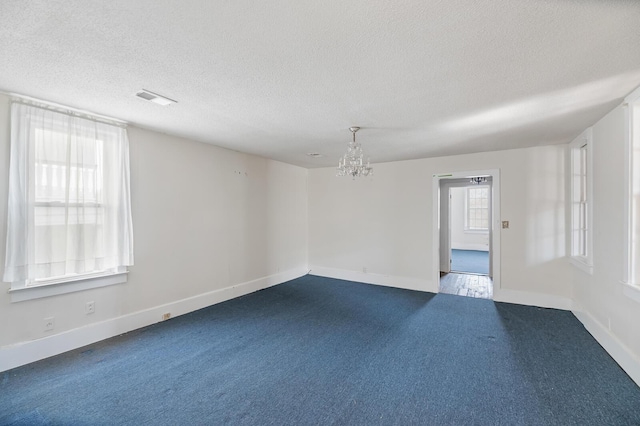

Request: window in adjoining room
left=465, top=186, right=489, bottom=231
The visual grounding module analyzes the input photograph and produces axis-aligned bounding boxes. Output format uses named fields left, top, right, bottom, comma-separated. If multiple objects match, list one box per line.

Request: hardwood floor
left=439, top=272, right=493, bottom=299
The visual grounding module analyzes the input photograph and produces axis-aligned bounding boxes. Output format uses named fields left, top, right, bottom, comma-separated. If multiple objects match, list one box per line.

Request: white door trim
left=432, top=169, right=501, bottom=294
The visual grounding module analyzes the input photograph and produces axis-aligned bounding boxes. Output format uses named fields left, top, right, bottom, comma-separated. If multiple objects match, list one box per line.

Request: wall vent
left=135, top=89, right=177, bottom=106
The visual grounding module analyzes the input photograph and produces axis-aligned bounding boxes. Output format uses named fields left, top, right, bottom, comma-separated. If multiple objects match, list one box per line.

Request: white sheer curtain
left=4, top=101, right=134, bottom=285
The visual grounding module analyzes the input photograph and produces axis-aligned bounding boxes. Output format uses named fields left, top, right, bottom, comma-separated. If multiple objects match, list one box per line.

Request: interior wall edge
left=572, top=308, right=640, bottom=388
left=0, top=266, right=308, bottom=373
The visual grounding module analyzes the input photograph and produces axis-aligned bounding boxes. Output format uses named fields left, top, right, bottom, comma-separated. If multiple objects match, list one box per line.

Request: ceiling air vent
left=135, top=89, right=177, bottom=106
left=307, top=153, right=323, bottom=158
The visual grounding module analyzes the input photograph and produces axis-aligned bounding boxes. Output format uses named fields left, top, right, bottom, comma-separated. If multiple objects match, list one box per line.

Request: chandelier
left=336, top=127, right=373, bottom=178
left=470, top=176, right=488, bottom=185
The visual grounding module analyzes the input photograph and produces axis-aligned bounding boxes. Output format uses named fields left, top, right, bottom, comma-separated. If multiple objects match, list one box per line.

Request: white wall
left=450, top=187, right=490, bottom=251
left=308, top=145, right=571, bottom=306
left=2, top=89, right=637, bottom=384
left=571, top=103, right=640, bottom=384
left=0, top=94, right=309, bottom=366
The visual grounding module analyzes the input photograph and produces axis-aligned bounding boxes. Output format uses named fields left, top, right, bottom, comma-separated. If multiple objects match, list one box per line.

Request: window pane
left=35, top=128, right=103, bottom=204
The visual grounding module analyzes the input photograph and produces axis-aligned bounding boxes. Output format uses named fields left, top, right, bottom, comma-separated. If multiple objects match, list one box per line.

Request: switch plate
left=44, top=317, right=55, bottom=332
left=502, top=221, right=509, bottom=229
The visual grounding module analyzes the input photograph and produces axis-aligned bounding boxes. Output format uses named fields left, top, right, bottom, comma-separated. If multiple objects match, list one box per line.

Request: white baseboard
left=451, top=244, right=489, bottom=252
left=0, top=267, right=307, bottom=373
left=309, top=265, right=435, bottom=293
left=310, top=266, right=572, bottom=310
left=493, top=288, right=572, bottom=310
left=572, top=307, right=640, bottom=387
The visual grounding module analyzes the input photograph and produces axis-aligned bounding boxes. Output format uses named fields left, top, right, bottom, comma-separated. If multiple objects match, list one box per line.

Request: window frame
left=5, top=99, right=131, bottom=302
left=569, top=127, right=593, bottom=274
left=464, top=185, right=490, bottom=233
left=622, top=86, right=640, bottom=303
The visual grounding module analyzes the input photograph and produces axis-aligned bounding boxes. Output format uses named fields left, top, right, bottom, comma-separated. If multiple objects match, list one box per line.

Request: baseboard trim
left=0, top=267, right=307, bottom=372
left=492, top=288, right=572, bottom=310
left=309, top=265, right=435, bottom=293
left=451, top=244, right=489, bottom=252
left=572, top=308, right=640, bottom=387
left=309, top=266, right=573, bottom=310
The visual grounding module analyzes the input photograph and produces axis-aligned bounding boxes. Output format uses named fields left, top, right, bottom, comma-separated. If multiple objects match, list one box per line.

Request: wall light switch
left=44, top=317, right=55, bottom=332
left=502, top=221, right=509, bottom=229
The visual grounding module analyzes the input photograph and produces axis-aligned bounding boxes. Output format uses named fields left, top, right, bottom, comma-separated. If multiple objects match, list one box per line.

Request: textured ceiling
left=1, top=0, right=640, bottom=168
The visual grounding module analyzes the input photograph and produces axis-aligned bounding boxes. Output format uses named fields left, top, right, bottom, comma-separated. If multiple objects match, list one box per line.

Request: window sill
left=463, top=229, right=489, bottom=234
left=569, top=256, right=593, bottom=275
left=8, top=271, right=128, bottom=303
left=621, top=281, right=640, bottom=304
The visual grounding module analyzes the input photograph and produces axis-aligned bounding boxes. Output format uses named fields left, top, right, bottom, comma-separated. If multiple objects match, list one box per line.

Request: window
left=576, top=143, right=588, bottom=257
left=624, top=86, right=640, bottom=301
left=4, top=101, right=134, bottom=301
left=465, top=186, right=489, bottom=231
left=569, top=128, right=593, bottom=273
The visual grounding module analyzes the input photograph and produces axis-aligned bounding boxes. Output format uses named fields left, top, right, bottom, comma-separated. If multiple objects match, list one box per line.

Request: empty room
left=1, top=1, right=640, bottom=424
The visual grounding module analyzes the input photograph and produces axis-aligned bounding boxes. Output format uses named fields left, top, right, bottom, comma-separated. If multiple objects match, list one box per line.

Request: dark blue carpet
left=451, top=249, right=489, bottom=275
left=2, top=275, right=639, bottom=425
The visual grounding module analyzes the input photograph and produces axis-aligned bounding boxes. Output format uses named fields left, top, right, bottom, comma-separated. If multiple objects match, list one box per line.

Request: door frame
left=432, top=169, right=501, bottom=293
left=440, top=178, right=493, bottom=276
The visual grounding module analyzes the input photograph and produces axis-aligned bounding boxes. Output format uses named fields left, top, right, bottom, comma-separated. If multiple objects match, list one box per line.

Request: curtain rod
left=1, top=91, right=128, bottom=126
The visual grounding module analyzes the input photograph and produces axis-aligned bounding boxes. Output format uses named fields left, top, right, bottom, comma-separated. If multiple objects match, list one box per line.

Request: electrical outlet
left=85, top=301, right=95, bottom=314
left=162, top=313, right=171, bottom=321
left=44, top=317, right=55, bottom=332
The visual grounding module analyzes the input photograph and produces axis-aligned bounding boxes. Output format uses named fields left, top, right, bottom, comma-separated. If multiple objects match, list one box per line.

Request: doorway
left=434, top=171, right=500, bottom=300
